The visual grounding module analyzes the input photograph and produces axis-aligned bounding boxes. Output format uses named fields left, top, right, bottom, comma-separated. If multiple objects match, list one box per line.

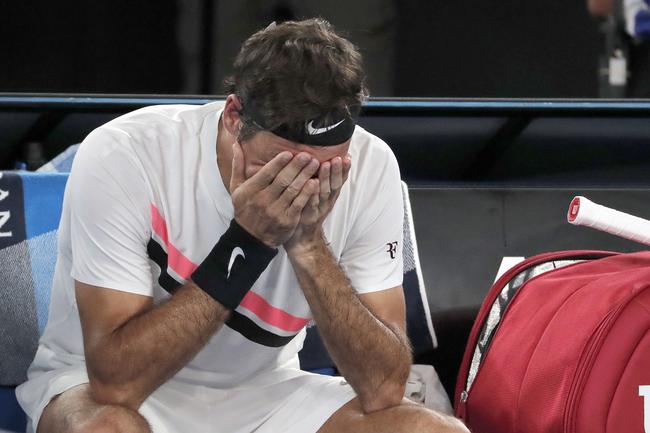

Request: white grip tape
left=567, top=196, right=650, bottom=246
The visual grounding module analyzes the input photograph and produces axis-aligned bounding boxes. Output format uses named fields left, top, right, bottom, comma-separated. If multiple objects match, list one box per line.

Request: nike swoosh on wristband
left=306, top=118, right=345, bottom=135
left=227, top=247, right=245, bottom=278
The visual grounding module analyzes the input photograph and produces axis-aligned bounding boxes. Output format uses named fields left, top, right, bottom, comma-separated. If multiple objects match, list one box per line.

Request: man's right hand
left=229, top=141, right=320, bottom=247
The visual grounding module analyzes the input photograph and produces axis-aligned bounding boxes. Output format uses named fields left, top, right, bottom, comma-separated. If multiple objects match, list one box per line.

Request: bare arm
left=78, top=147, right=320, bottom=410
left=285, top=155, right=410, bottom=413
left=76, top=281, right=229, bottom=409
left=288, top=243, right=412, bottom=413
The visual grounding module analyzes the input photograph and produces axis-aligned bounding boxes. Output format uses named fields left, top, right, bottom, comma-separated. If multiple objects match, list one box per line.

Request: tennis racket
left=567, top=196, right=650, bottom=246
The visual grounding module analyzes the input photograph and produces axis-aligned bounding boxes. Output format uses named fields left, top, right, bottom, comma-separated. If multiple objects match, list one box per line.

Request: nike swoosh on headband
left=306, top=118, right=346, bottom=135
left=241, top=99, right=361, bottom=146
left=227, top=247, right=245, bottom=279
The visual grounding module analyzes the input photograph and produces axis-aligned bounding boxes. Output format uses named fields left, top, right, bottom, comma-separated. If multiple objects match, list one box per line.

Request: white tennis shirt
left=26, top=102, right=404, bottom=389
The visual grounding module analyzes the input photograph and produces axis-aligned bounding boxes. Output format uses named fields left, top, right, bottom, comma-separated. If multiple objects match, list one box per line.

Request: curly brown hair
left=224, top=18, right=368, bottom=142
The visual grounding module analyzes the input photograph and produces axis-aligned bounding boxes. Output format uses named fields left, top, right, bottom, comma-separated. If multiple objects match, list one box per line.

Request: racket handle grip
left=567, top=196, right=650, bottom=247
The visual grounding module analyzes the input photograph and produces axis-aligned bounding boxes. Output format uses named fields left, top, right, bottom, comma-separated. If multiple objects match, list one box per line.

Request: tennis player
left=17, top=19, right=468, bottom=433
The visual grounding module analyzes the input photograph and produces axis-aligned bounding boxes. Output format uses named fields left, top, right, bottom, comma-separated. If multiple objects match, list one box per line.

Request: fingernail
left=279, top=151, right=292, bottom=161
left=298, top=153, right=311, bottom=163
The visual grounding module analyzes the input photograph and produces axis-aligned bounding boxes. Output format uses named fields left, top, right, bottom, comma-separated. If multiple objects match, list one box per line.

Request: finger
left=290, top=179, right=319, bottom=214
left=278, top=157, right=320, bottom=205
left=247, top=151, right=293, bottom=190
left=267, top=153, right=317, bottom=198
left=342, top=154, right=352, bottom=183
left=318, top=161, right=331, bottom=201
left=308, top=190, right=319, bottom=208
left=330, top=156, right=343, bottom=191
left=229, top=142, right=247, bottom=192
left=302, top=190, right=320, bottom=221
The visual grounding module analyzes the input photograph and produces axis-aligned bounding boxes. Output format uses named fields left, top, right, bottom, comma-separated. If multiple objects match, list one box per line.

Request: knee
left=71, top=405, right=151, bottom=433
left=409, top=406, right=470, bottom=433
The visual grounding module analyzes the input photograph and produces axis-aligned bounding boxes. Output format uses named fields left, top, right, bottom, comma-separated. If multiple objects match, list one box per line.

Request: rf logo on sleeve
left=386, top=241, right=398, bottom=259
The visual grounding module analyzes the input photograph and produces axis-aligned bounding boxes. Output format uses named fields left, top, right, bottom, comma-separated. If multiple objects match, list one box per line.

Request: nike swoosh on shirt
left=227, top=247, right=245, bottom=278
left=305, top=118, right=345, bottom=135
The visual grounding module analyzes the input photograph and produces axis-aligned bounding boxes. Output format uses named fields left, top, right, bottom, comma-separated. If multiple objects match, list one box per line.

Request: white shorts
left=16, top=366, right=357, bottom=433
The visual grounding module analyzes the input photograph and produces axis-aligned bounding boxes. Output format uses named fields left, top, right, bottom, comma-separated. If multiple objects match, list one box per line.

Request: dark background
left=0, top=0, right=602, bottom=97
left=394, top=0, right=601, bottom=97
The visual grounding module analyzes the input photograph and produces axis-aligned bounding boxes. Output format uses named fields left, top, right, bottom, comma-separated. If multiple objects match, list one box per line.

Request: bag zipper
left=564, top=300, right=629, bottom=433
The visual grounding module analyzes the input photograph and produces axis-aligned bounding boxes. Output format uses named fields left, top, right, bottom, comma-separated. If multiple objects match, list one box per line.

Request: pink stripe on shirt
left=150, top=204, right=197, bottom=280
left=151, top=204, right=308, bottom=332
left=240, top=291, right=311, bottom=332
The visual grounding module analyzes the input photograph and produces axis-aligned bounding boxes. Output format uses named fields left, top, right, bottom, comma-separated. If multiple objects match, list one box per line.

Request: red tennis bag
left=454, top=250, right=650, bottom=433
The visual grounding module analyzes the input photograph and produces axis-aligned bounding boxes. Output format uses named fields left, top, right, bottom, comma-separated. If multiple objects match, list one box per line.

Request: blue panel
left=299, top=326, right=334, bottom=371
left=299, top=270, right=435, bottom=370
left=0, top=386, right=26, bottom=432
left=3, top=95, right=650, bottom=111
left=307, top=368, right=337, bottom=376
left=365, top=100, right=650, bottom=110
left=404, top=269, right=435, bottom=355
left=20, top=173, right=68, bottom=240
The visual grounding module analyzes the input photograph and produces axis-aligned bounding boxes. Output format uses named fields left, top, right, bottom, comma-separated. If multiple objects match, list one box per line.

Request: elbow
left=88, top=377, right=142, bottom=410
left=359, top=355, right=411, bottom=413
left=85, top=350, right=143, bottom=409
left=359, top=379, right=406, bottom=414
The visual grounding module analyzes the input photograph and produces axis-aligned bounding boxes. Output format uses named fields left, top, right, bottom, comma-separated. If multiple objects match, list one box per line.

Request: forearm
left=288, top=239, right=412, bottom=413
left=85, top=283, right=229, bottom=408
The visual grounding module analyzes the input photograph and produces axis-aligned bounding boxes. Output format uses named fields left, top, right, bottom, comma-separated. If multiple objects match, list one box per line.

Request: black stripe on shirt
left=226, top=311, right=298, bottom=348
left=147, top=238, right=296, bottom=348
left=146, top=238, right=182, bottom=293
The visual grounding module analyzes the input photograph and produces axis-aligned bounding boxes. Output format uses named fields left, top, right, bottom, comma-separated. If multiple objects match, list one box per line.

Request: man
left=588, top=0, right=650, bottom=97
left=17, top=19, right=468, bottom=433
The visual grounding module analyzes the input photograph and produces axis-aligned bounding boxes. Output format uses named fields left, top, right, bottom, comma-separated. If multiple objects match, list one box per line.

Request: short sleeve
left=340, top=149, right=404, bottom=294
left=67, top=128, right=153, bottom=296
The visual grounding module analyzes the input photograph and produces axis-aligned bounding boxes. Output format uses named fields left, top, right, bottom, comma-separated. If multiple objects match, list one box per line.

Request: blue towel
left=36, top=144, right=79, bottom=174
left=0, top=172, right=67, bottom=386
